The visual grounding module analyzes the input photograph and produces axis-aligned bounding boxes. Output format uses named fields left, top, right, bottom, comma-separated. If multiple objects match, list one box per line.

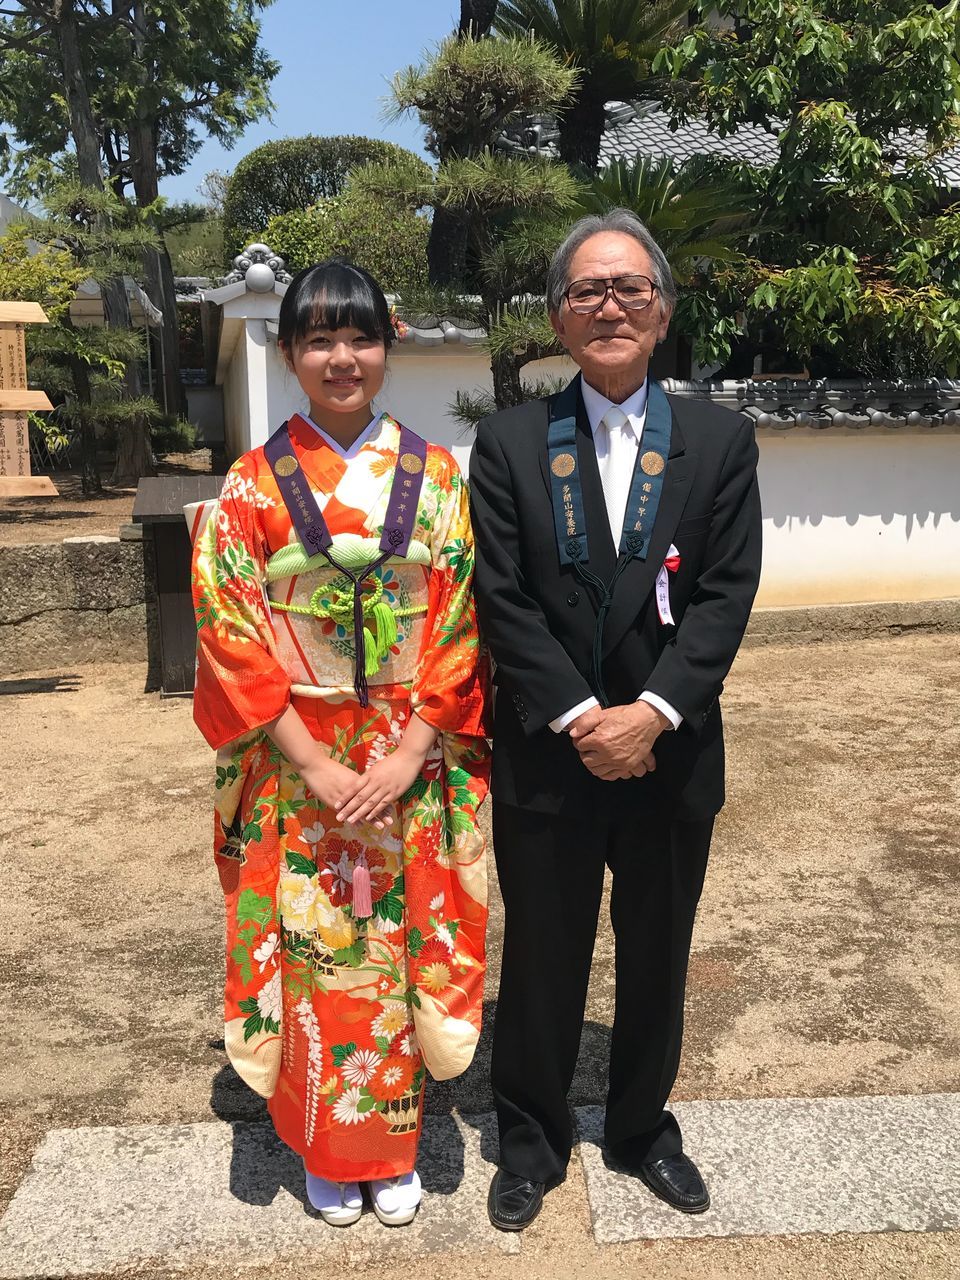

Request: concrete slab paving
left=0, top=1112, right=516, bottom=1278
left=577, top=1093, right=960, bottom=1244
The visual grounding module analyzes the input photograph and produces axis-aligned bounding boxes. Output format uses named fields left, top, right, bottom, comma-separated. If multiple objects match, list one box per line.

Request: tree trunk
left=55, top=1, right=138, bottom=353
left=77, top=417, right=101, bottom=493
left=556, top=90, right=608, bottom=173
left=491, top=350, right=525, bottom=410
left=459, top=0, right=497, bottom=36
left=139, top=239, right=186, bottom=418
left=53, top=0, right=103, bottom=190
left=62, top=315, right=101, bottom=494
left=55, top=0, right=152, bottom=484
left=127, top=0, right=186, bottom=418
left=427, top=205, right=470, bottom=287
left=112, top=415, right=155, bottom=486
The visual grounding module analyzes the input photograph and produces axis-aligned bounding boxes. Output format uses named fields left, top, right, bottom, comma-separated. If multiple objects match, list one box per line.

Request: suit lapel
left=601, top=407, right=697, bottom=657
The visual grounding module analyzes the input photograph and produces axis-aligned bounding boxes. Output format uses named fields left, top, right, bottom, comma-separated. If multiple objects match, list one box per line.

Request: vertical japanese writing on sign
left=0, top=324, right=28, bottom=476
left=0, top=304, right=55, bottom=492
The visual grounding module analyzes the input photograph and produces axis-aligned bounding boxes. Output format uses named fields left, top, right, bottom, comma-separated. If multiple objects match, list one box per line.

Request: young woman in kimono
left=191, top=259, right=490, bottom=1226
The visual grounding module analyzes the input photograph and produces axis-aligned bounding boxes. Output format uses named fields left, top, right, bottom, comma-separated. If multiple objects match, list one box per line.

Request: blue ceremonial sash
left=547, top=378, right=672, bottom=566
left=263, top=416, right=428, bottom=705
left=264, top=418, right=427, bottom=559
left=546, top=378, right=673, bottom=705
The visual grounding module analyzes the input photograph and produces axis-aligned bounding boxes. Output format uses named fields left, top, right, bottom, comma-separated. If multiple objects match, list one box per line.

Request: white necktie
left=598, top=406, right=630, bottom=545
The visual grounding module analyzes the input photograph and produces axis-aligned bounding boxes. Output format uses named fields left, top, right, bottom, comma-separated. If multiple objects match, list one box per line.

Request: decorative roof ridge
left=223, top=242, right=293, bottom=291
left=662, top=377, right=960, bottom=428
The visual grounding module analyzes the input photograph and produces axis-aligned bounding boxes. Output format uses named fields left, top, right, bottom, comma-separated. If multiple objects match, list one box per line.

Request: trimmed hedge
left=223, top=135, right=433, bottom=257
left=265, top=196, right=429, bottom=295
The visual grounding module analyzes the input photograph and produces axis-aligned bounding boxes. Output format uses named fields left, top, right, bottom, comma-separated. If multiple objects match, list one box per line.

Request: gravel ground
left=1, top=634, right=958, bottom=1278
left=0, top=452, right=215, bottom=545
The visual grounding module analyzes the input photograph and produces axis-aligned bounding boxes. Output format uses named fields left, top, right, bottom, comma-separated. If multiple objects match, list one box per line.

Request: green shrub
left=222, top=135, right=433, bottom=256
left=150, top=415, right=198, bottom=456
left=265, top=196, right=429, bottom=295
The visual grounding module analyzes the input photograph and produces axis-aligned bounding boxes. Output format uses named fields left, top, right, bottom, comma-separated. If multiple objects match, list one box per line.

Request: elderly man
left=469, top=210, right=762, bottom=1231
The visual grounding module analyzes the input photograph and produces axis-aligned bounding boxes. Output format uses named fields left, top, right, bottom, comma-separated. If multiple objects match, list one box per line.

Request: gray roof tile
left=598, top=102, right=960, bottom=186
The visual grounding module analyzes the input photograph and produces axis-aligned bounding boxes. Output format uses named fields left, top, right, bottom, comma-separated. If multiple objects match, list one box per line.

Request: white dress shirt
left=548, top=378, right=682, bottom=734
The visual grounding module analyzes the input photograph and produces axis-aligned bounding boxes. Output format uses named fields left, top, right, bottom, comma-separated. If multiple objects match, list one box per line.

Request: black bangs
left=278, top=258, right=393, bottom=349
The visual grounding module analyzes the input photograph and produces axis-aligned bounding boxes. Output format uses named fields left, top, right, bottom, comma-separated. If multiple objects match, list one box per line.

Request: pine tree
left=355, top=31, right=579, bottom=411
left=3, top=184, right=164, bottom=494
left=493, top=0, right=689, bottom=171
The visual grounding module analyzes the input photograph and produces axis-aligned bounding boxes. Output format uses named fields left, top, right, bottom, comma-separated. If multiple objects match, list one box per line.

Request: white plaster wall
left=242, top=323, right=272, bottom=451
left=377, top=346, right=488, bottom=471
left=222, top=332, right=249, bottom=463
left=756, top=430, right=960, bottom=606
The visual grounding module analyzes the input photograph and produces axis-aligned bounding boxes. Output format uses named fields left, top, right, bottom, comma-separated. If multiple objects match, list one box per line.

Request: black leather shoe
left=487, top=1168, right=545, bottom=1231
left=635, top=1152, right=710, bottom=1213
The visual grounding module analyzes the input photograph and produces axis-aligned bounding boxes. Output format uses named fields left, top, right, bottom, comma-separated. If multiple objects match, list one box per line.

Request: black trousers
left=490, top=798, right=714, bottom=1183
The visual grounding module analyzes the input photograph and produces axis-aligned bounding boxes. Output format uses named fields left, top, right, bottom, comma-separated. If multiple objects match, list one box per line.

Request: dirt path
left=0, top=451, right=215, bottom=545
left=1, top=634, right=958, bottom=1277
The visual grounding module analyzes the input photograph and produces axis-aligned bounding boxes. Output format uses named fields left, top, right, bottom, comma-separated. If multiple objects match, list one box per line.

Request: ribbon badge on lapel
left=656, top=543, right=681, bottom=625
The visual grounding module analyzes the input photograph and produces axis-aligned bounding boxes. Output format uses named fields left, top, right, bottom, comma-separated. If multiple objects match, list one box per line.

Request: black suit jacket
left=468, top=376, right=762, bottom=820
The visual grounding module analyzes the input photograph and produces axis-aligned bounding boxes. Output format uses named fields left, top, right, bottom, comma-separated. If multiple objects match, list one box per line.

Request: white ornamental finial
left=225, top=242, right=293, bottom=290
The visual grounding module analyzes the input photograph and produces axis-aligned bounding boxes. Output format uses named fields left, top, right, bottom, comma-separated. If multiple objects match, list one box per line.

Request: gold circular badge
left=400, top=451, right=423, bottom=475
left=551, top=452, right=576, bottom=478
left=274, top=454, right=298, bottom=477
left=641, top=450, right=665, bottom=477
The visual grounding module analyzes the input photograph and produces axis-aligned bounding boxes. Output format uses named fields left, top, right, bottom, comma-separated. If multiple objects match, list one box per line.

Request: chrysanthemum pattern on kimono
left=191, top=412, right=490, bottom=1182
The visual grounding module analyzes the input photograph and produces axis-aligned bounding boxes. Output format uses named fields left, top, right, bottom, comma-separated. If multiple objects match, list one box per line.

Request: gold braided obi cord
left=265, top=533, right=432, bottom=694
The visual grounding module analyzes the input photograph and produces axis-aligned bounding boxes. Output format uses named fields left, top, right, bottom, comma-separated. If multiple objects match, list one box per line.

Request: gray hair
left=545, top=209, right=677, bottom=316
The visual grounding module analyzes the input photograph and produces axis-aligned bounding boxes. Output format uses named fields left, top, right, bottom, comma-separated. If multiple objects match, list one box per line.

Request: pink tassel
left=353, top=855, right=373, bottom=920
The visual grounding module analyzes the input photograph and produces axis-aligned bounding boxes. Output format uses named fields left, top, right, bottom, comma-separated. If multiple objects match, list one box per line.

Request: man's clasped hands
left=567, top=700, right=670, bottom=781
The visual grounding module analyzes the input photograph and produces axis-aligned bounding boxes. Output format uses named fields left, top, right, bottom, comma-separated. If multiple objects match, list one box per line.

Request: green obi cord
left=266, top=535, right=431, bottom=677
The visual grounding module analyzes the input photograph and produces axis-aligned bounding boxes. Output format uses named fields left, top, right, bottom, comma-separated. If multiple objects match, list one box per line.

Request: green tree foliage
left=264, top=197, right=429, bottom=293
left=0, top=223, right=87, bottom=310
left=656, top=0, right=960, bottom=376
left=162, top=201, right=226, bottom=277
left=1, top=185, right=166, bottom=493
left=366, top=31, right=580, bottom=415
left=0, top=0, right=278, bottom=441
left=572, top=154, right=761, bottom=281
left=389, top=30, right=578, bottom=286
left=222, top=136, right=433, bottom=257
left=492, top=0, right=689, bottom=170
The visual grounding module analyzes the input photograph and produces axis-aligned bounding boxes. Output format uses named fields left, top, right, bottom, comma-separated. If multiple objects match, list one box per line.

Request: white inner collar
left=303, top=411, right=384, bottom=459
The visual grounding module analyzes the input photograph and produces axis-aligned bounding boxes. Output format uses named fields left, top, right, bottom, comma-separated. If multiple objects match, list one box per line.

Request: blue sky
left=159, top=0, right=459, bottom=204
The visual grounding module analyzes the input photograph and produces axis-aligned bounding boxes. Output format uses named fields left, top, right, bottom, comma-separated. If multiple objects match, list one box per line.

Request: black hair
left=277, top=258, right=393, bottom=351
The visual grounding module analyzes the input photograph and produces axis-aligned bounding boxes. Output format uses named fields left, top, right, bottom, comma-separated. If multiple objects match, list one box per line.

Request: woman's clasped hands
left=298, top=741, right=430, bottom=830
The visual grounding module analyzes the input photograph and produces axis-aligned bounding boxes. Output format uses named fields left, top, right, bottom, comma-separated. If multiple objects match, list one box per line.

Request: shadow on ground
left=0, top=674, right=82, bottom=696
left=208, top=1003, right=614, bottom=1201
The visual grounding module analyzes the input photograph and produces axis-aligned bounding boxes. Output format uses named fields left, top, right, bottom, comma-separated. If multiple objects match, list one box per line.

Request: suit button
left=519, top=708, right=528, bottom=722
left=567, top=590, right=580, bottom=607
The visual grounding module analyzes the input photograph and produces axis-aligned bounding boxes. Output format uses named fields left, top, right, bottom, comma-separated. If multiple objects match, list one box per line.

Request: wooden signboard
left=0, top=301, right=56, bottom=497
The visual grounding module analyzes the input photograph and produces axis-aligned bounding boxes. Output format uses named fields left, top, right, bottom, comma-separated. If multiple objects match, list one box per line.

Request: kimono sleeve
left=410, top=453, right=490, bottom=738
left=191, top=458, right=291, bottom=749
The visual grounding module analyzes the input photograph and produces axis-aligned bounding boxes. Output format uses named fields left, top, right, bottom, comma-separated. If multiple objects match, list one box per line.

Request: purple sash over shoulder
left=264, top=418, right=428, bottom=704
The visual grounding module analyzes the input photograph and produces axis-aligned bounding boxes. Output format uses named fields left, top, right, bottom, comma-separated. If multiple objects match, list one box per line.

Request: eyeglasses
left=564, top=274, right=658, bottom=315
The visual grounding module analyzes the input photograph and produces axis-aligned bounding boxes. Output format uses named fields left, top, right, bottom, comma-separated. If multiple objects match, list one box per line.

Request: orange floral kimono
left=191, top=411, right=490, bottom=1182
